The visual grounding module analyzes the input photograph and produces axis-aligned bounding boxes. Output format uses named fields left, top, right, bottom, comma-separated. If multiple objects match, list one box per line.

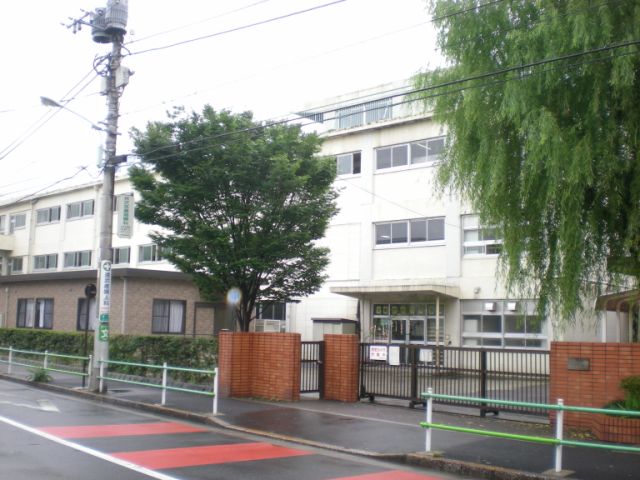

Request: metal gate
left=301, top=341, right=324, bottom=396
left=359, top=344, right=549, bottom=416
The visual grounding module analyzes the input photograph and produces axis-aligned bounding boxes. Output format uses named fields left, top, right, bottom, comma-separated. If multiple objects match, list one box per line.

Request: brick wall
left=323, top=334, right=359, bottom=402
left=550, top=342, right=640, bottom=443
left=218, top=332, right=301, bottom=401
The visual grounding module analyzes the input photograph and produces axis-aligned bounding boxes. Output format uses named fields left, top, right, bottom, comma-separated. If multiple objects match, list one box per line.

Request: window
left=372, top=303, right=445, bottom=344
left=66, top=199, right=94, bottom=219
left=76, top=297, right=97, bottom=331
left=375, top=137, right=444, bottom=171
left=461, top=300, right=546, bottom=349
left=64, top=251, right=92, bottom=268
left=152, top=299, right=185, bottom=334
left=255, top=302, right=286, bottom=332
left=9, top=257, right=24, bottom=274
left=139, top=244, right=164, bottom=262
left=17, top=298, right=54, bottom=329
left=9, top=213, right=26, bottom=233
left=365, top=97, right=392, bottom=124
left=336, top=152, right=361, bottom=176
left=462, top=214, right=502, bottom=255
left=113, top=246, right=130, bottom=264
left=33, top=254, right=58, bottom=271
left=336, top=98, right=393, bottom=130
left=0, top=215, right=6, bottom=234
left=375, top=218, right=445, bottom=246
left=36, top=206, right=61, bottom=224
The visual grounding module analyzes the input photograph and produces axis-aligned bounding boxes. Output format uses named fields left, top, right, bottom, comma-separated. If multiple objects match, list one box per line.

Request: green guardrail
left=98, top=359, right=218, bottom=415
left=421, top=388, right=640, bottom=475
left=0, top=346, right=90, bottom=380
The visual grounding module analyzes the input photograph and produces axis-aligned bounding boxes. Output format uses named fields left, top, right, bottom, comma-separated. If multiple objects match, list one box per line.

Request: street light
left=40, top=96, right=107, bottom=132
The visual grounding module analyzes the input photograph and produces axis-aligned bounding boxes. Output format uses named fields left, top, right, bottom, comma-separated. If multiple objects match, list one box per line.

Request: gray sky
left=0, top=0, right=438, bottom=202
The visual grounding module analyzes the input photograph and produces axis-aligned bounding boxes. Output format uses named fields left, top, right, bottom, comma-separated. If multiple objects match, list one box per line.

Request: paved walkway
left=1, top=369, right=638, bottom=480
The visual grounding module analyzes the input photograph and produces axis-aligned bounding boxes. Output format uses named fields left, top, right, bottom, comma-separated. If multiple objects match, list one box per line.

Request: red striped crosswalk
left=36, top=421, right=444, bottom=479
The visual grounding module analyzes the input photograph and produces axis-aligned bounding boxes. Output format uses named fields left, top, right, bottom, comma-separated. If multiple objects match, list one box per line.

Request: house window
left=9, top=213, right=26, bottom=233
left=152, top=299, right=185, bottom=334
left=0, top=215, right=6, bottom=234
left=9, top=257, right=24, bottom=274
left=64, top=250, right=92, bottom=268
left=17, top=298, right=54, bottom=329
left=375, top=217, right=445, bottom=246
left=461, top=300, right=546, bottom=349
left=36, top=206, right=61, bottom=224
left=76, top=297, right=97, bottom=331
left=371, top=303, right=445, bottom=344
left=376, top=137, right=444, bottom=171
left=336, top=152, right=361, bottom=176
left=139, top=244, right=164, bottom=262
left=113, top=246, right=130, bottom=264
left=462, top=214, right=502, bottom=255
left=33, top=254, right=58, bottom=271
left=255, top=302, right=286, bottom=332
left=66, top=199, right=94, bottom=219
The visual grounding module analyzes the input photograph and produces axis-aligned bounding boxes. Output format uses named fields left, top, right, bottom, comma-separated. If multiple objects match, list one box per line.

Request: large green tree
left=416, top=1, right=640, bottom=321
left=129, top=106, right=338, bottom=331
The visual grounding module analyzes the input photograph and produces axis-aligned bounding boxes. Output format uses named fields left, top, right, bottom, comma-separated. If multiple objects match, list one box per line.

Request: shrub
left=28, top=367, right=52, bottom=383
left=620, top=376, right=640, bottom=411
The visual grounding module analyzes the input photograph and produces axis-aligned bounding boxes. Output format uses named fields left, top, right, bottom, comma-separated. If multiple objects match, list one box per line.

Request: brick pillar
left=323, top=334, right=360, bottom=402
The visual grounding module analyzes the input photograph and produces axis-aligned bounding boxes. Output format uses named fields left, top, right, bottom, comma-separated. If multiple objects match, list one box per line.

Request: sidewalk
left=2, top=369, right=638, bottom=480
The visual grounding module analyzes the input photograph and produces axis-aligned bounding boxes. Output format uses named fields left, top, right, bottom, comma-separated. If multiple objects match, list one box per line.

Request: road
left=0, top=379, right=463, bottom=480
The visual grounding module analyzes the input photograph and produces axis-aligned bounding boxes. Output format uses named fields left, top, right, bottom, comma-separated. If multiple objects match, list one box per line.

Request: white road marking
left=36, top=399, right=60, bottom=412
left=0, top=414, right=182, bottom=480
left=0, top=399, right=60, bottom=412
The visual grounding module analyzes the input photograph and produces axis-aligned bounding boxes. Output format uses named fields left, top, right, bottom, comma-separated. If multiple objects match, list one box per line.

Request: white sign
left=369, top=345, right=388, bottom=361
left=388, top=346, right=400, bottom=366
left=99, top=260, right=112, bottom=317
left=117, top=193, right=134, bottom=238
left=420, top=349, right=433, bottom=363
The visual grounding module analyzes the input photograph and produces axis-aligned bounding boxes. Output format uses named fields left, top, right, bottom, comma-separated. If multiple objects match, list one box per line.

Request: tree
left=129, top=106, right=338, bottom=331
left=415, top=1, right=640, bottom=322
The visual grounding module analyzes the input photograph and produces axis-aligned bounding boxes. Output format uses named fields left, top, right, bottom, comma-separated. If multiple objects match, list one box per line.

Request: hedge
left=0, top=328, right=217, bottom=382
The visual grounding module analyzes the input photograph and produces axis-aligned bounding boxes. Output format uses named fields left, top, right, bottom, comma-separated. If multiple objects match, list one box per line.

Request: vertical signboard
left=117, top=193, right=133, bottom=238
left=98, top=260, right=112, bottom=341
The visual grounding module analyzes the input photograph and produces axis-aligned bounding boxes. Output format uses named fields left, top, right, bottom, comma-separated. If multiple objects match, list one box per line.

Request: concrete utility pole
left=68, top=1, right=131, bottom=392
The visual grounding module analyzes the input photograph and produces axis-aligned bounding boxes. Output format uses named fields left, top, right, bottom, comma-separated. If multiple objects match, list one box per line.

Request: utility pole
left=68, top=0, right=130, bottom=392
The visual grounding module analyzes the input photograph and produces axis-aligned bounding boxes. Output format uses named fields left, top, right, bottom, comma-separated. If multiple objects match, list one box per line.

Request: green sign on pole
left=98, top=324, right=109, bottom=342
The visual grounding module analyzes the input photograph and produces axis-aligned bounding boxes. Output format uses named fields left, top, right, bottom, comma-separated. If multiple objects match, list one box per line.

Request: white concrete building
left=0, top=81, right=632, bottom=346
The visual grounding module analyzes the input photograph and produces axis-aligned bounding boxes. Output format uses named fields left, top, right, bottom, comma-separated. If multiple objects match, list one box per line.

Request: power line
left=127, top=0, right=347, bottom=57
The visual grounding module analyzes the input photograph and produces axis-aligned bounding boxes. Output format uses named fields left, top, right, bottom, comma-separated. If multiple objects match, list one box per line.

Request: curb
left=0, top=374, right=559, bottom=480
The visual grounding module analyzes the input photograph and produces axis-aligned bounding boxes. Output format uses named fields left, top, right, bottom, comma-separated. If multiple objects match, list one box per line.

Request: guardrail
left=98, top=359, right=218, bottom=415
left=421, top=388, right=640, bottom=474
left=0, top=346, right=91, bottom=380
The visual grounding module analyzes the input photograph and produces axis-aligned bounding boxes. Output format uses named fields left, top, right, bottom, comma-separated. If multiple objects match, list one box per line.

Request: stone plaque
left=568, top=357, right=590, bottom=371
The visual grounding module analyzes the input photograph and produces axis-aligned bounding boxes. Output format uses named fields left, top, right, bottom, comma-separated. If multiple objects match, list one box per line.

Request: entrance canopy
left=330, top=282, right=459, bottom=301
left=596, top=289, right=640, bottom=313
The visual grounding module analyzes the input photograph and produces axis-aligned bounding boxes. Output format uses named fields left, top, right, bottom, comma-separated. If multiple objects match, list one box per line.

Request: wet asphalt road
left=0, top=380, right=462, bottom=480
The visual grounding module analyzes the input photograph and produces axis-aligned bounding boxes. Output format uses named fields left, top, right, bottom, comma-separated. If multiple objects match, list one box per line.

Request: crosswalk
left=36, top=420, right=443, bottom=479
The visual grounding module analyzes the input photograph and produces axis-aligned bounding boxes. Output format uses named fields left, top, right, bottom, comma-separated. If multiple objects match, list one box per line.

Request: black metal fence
left=301, top=341, right=324, bottom=396
left=359, top=344, right=549, bottom=416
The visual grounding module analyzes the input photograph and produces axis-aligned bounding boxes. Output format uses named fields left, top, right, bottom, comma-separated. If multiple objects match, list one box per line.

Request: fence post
left=213, top=367, right=219, bottom=415
left=8, top=346, right=13, bottom=374
left=161, top=362, right=168, bottom=406
left=44, top=350, right=49, bottom=371
left=85, top=355, right=93, bottom=388
left=410, top=347, right=418, bottom=402
left=99, top=361, right=105, bottom=393
left=479, top=349, right=487, bottom=417
left=555, top=398, right=564, bottom=473
left=425, top=387, right=433, bottom=452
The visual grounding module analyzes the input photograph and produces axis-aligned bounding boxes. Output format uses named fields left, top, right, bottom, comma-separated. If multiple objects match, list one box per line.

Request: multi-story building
left=0, top=81, right=631, bottom=347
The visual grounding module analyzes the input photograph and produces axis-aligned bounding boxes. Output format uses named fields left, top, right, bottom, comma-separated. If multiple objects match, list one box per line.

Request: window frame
left=336, top=151, right=362, bottom=176
left=16, top=298, right=54, bottom=329
left=33, top=253, right=58, bottom=271
left=9, top=256, right=24, bottom=274
left=254, top=301, right=287, bottom=333
left=9, top=213, right=26, bottom=233
left=0, top=215, right=6, bottom=234
left=63, top=250, right=92, bottom=269
left=66, top=199, right=95, bottom=220
left=374, top=217, right=445, bottom=248
left=113, top=246, right=131, bottom=265
left=36, top=206, right=61, bottom=225
left=151, top=299, right=186, bottom=334
left=139, top=244, right=164, bottom=263
left=462, top=214, right=502, bottom=256
left=76, top=297, right=97, bottom=332
left=375, top=136, right=445, bottom=172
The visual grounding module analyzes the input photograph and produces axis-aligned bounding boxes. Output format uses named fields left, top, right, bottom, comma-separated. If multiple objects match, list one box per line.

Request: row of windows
left=5, top=245, right=166, bottom=275
left=335, top=137, right=445, bottom=176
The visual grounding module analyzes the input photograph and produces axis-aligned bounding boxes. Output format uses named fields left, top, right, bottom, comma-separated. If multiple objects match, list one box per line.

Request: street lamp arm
left=40, top=96, right=107, bottom=132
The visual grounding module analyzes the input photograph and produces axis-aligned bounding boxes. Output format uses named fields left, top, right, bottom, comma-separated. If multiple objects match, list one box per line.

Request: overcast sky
left=0, top=0, right=439, bottom=202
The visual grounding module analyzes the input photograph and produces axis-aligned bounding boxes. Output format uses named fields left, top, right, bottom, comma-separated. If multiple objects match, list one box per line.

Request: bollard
left=213, top=367, right=219, bottom=415
left=161, top=362, right=168, bottom=406
left=99, top=361, right=105, bottom=393
left=426, top=387, right=433, bottom=452
left=555, top=398, right=564, bottom=473
left=8, top=346, right=13, bottom=375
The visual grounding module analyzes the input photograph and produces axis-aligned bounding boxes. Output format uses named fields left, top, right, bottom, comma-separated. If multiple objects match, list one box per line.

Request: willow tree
left=129, top=106, right=338, bottom=331
left=416, top=1, right=640, bottom=322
